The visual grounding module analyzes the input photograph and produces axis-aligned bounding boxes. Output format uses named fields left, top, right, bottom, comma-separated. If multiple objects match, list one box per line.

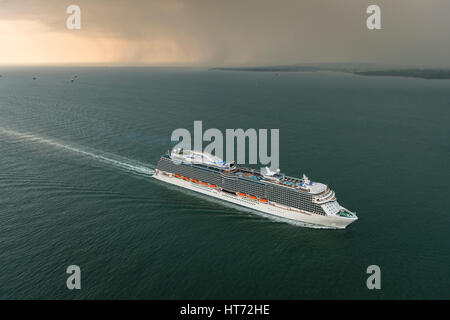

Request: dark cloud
left=2, top=0, right=450, bottom=66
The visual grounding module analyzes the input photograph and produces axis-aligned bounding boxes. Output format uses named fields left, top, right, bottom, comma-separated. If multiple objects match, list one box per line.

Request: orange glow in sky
left=0, top=19, right=199, bottom=65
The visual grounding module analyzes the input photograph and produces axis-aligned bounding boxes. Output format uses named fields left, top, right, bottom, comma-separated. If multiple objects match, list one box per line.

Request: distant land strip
left=209, top=64, right=450, bottom=79
left=354, top=70, right=450, bottom=79
left=210, top=66, right=318, bottom=72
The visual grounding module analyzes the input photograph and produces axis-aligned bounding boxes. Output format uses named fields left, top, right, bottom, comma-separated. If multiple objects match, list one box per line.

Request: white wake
left=0, top=127, right=155, bottom=177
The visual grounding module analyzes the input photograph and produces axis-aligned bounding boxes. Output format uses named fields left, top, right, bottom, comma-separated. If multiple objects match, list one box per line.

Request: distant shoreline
left=210, top=65, right=450, bottom=80
left=210, top=66, right=318, bottom=73
left=353, top=70, right=450, bottom=80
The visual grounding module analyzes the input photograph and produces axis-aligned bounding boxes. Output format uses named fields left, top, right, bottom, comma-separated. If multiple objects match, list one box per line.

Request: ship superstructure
left=153, top=148, right=357, bottom=228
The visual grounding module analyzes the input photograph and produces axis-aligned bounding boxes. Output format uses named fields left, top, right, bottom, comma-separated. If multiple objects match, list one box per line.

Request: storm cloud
left=1, top=0, right=449, bottom=66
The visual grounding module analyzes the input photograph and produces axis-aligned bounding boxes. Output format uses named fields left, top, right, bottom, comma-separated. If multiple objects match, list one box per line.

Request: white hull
left=152, top=171, right=357, bottom=229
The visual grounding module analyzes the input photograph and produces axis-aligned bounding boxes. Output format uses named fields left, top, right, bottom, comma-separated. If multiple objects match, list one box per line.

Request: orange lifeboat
left=209, top=184, right=217, bottom=188
left=258, top=198, right=268, bottom=203
left=182, top=176, right=190, bottom=181
left=200, top=182, right=208, bottom=186
left=237, top=192, right=246, bottom=197
left=191, top=179, right=199, bottom=183
left=174, top=174, right=181, bottom=178
left=247, top=195, right=257, bottom=200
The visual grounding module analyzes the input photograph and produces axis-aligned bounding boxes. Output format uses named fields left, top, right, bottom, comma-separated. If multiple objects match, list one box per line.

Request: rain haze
left=1, top=0, right=449, bottom=67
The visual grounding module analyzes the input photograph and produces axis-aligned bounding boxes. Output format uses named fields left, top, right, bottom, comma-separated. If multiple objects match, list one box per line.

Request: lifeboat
left=182, top=177, right=190, bottom=181
left=191, top=179, right=199, bottom=183
left=247, top=195, right=257, bottom=200
left=200, top=182, right=208, bottom=186
left=258, top=198, right=268, bottom=203
left=209, top=184, right=217, bottom=188
left=174, top=174, right=181, bottom=178
left=237, top=192, right=246, bottom=197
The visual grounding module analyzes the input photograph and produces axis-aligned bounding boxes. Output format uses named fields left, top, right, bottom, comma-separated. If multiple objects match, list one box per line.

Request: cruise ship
left=153, top=148, right=357, bottom=229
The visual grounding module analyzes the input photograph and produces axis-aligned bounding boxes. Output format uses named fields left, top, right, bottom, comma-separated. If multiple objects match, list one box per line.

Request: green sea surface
left=0, top=67, right=448, bottom=299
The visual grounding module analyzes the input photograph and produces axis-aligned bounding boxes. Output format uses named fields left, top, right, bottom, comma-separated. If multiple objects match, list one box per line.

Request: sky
left=1, top=0, right=450, bottom=67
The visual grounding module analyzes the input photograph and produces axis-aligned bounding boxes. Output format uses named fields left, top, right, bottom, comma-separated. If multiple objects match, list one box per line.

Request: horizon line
left=1, top=62, right=449, bottom=69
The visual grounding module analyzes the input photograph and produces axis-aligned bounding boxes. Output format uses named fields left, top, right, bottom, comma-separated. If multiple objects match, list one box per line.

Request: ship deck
left=224, top=166, right=310, bottom=192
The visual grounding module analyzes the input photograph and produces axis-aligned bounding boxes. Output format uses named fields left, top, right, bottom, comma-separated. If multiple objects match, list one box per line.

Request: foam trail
left=0, top=127, right=155, bottom=177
